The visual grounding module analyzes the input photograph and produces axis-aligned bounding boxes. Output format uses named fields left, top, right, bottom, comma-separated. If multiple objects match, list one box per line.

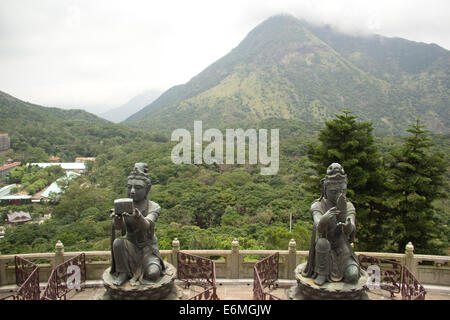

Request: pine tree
left=384, top=120, right=447, bottom=254
left=307, top=110, right=387, bottom=251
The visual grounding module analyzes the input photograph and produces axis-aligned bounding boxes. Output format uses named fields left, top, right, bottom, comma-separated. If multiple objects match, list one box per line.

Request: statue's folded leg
left=314, top=237, right=331, bottom=286
left=112, top=238, right=134, bottom=285
left=343, top=257, right=360, bottom=284
left=143, top=255, right=163, bottom=282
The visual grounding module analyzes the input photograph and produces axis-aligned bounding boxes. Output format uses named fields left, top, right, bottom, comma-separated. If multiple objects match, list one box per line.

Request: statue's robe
left=110, top=200, right=165, bottom=283
left=302, top=198, right=359, bottom=282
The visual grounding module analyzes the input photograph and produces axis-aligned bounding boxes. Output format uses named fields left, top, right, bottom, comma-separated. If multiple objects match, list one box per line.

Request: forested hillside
left=123, top=15, right=449, bottom=134
left=0, top=90, right=167, bottom=163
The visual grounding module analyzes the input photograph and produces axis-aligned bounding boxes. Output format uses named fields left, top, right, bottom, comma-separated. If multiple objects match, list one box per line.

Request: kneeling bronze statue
left=109, top=163, right=165, bottom=286
left=302, top=163, right=360, bottom=286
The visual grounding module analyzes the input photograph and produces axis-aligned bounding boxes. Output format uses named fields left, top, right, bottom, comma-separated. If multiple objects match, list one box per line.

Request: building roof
left=40, top=172, right=80, bottom=198
left=75, top=157, right=96, bottom=162
left=0, top=184, right=17, bottom=198
left=0, top=162, right=21, bottom=172
left=7, top=211, right=31, bottom=223
left=31, top=171, right=80, bottom=201
left=0, top=194, right=32, bottom=200
left=28, top=162, right=86, bottom=170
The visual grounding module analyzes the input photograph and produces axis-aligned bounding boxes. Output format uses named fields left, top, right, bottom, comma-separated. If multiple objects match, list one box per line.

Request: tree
left=383, top=120, right=447, bottom=253
left=52, top=180, right=114, bottom=223
left=221, top=206, right=244, bottom=227
left=307, top=110, right=387, bottom=251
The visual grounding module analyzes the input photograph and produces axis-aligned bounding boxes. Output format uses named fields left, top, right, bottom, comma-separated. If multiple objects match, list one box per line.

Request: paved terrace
left=66, top=282, right=450, bottom=300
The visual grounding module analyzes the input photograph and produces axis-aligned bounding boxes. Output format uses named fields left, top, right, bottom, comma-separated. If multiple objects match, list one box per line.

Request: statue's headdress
left=127, top=162, right=151, bottom=186
left=319, top=163, right=348, bottom=200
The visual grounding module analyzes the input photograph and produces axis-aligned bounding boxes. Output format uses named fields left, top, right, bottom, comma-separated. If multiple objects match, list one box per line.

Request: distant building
left=0, top=194, right=32, bottom=205
left=31, top=171, right=80, bottom=203
left=49, top=156, right=60, bottom=163
left=0, top=184, right=17, bottom=198
left=75, top=157, right=96, bottom=163
left=28, top=162, right=86, bottom=174
left=0, top=171, right=80, bottom=205
left=0, top=133, right=10, bottom=155
left=37, top=213, right=52, bottom=224
left=7, top=211, right=32, bottom=227
left=0, top=162, right=21, bottom=180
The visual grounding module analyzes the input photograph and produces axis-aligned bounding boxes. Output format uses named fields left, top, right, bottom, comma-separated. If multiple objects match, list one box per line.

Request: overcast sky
left=0, top=0, right=449, bottom=115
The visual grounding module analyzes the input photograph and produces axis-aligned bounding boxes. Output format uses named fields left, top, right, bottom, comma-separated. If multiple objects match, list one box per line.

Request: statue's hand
left=318, top=208, right=339, bottom=235
left=111, top=209, right=125, bottom=229
left=110, top=209, right=122, bottom=220
left=324, top=207, right=340, bottom=217
left=111, top=209, right=132, bottom=219
left=131, top=208, right=142, bottom=218
left=337, top=217, right=353, bottom=234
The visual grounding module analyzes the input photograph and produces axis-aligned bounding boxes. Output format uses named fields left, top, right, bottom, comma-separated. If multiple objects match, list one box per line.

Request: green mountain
left=0, top=90, right=109, bottom=124
left=123, top=15, right=449, bottom=134
left=0, top=90, right=166, bottom=162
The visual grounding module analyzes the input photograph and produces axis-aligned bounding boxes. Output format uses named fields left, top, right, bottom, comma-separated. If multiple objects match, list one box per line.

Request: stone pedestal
left=288, top=262, right=370, bottom=300
left=102, top=261, right=182, bottom=300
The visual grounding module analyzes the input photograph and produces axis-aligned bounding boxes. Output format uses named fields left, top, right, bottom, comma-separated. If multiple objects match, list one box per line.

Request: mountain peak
left=248, top=14, right=301, bottom=32
left=233, top=14, right=317, bottom=63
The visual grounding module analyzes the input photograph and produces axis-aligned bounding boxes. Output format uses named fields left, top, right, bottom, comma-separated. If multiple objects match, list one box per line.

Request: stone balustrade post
left=172, top=238, right=180, bottom=269
left=231, top=238, right=239, bottom=279
left=0, top=257, right=5, bottom=286
left=54, top=240, right=64, bottom=267
left=405, top=242, right=417, bottom=275
left=288, top=238, right=297, bottom=279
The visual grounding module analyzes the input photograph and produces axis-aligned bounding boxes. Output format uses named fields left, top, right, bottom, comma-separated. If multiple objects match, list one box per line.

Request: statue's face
left=127, top=179, right=148, bottom=202
left=325, top=183, right=347, bottom=205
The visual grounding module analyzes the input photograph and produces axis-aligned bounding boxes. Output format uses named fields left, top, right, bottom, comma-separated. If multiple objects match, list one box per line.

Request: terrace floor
left=1, top=280, right=449, bottom=300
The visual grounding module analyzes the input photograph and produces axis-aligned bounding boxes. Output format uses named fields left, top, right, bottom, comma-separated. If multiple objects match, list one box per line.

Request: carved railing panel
left=41, top=270, right=57, bottom=300
left=16, top=267, right=40, bottom=300
left=253, top=253, right=281, bottom=300
left=401, top=266, right=426, bottom=300
left=0, top=256, right=40, bottom=300
left=14, top=256, right=37, bottom=287
left=177, top=252, right=219, bottom=300
left=253, top=267, right=266, bottom=300
left=41, top=253, right=86, bottom=300
left=358, top=254, right=403, bottom=297
left=189, top=288, right=217, bottom=300
left=255, top=252, right=279, bottom=290
left=265, top=292, right=281, bottom=300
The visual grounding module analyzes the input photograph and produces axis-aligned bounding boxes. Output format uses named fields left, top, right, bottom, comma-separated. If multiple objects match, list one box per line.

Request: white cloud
left=0, top=0, right=448, bottom=114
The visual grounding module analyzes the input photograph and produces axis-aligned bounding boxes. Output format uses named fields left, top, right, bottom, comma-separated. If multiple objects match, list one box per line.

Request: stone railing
left=0, top=239, right=449, bottom=287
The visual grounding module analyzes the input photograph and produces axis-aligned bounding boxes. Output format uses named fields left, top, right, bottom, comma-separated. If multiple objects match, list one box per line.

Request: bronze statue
left=109, top=163, right=165, bottom=286
left=302, top=163, right=360, bottom=286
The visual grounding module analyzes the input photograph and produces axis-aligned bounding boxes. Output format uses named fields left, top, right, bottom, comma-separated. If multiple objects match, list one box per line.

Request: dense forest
left=1, top=112, right=448, bottom=256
